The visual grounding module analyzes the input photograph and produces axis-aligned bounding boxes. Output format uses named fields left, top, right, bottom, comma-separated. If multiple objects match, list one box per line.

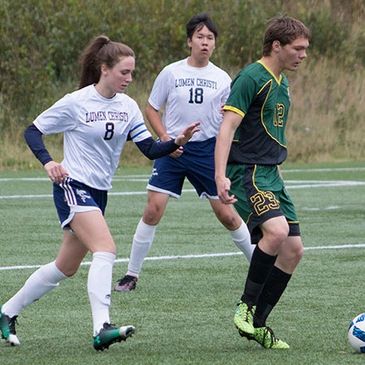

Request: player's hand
left=159, top=133, right=183, bottom=158
left=175, top=122, right=200, bottom=146
left=216, top=175, right=237, bottom=204
left=169, top=146, right=184, bottom=158
left=44, top=161, right=69, bottom=184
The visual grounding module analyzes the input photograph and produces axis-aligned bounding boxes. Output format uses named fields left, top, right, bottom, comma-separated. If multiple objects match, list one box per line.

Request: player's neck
left=259, top=57, right=282, bottom=80
left=187, top=56, right=209, bottom=68
left=94, top=83, right=116, bottom=99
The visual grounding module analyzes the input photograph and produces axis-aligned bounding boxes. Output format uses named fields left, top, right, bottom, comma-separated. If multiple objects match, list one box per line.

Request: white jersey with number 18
left=148, top=58, right=231, bottom=142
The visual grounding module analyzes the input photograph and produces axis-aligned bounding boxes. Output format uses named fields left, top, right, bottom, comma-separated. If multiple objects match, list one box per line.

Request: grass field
left=1, top=161, right=365, bottom=365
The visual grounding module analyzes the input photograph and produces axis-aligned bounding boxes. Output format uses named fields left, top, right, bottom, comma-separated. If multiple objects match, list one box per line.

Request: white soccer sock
left=88, top=251, right=115, bottom=335
left=126, top=218, right=156, bottom=277
left=230, top=221, right=254, bottom=262
left=2, top=261, right=66, bottom=318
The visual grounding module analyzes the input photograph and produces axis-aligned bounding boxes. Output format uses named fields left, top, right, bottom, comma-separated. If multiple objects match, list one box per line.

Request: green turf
left=0, top=162, right=365, bottom=364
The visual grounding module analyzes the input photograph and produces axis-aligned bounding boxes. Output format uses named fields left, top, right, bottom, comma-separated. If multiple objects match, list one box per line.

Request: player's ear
left=100, top=64, right=109, bottom=76
left=272, top=40, right=281, bottom=53
left=187, top=38, right=192, bottom=49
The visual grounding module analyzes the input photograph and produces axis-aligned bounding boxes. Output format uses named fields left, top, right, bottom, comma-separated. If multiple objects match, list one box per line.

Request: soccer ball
left=348, top=313, right=365, bottom=353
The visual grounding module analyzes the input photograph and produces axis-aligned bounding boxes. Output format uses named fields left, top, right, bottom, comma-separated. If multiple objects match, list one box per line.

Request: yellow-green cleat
left=234, top=301, right=255, bottom=336
left=251, top=326, right=289, bottom=349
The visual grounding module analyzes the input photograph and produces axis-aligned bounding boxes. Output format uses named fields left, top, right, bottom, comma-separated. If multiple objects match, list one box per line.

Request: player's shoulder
left=241, top=62, right=264, bottom=77
left=207, top=60, right=226, bottom=73
left=235, top=61, right=271, bottom=87
left=114, top=92, right=139, bottom=108
left=67, top=84, right=96, bottom=104
left=207, top=61, right=231, bottom=80
left=53, top=86, right=87, bottom=108
left=161, top=59, right=186, bottom=73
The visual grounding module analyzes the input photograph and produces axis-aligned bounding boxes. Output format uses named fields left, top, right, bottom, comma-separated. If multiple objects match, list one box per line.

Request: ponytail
left=78, top=35, right=134, bottom=89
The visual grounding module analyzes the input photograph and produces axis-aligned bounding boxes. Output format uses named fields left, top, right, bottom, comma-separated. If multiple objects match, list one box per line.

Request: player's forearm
left=136, top=137, right=179, bottom=160
left=145, top=103, right=169, bottom=140
left=215, top=114, right=239, bottom=178
left=215, top=130, right=232, bottom=178
left=24, top=124, right=53, bottom=165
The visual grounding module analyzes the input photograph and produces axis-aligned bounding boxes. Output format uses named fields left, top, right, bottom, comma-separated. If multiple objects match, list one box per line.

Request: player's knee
left=279, top=237, right=304, bottom=267
left=143, top=205, right=164, bottom=225
left=213, top=205, right=241, bottom=230
left=56, top=264, right=79, bottom=278
left=264, top=225, right=289, bottom=246
left=64, top=268, right=78, bottom=277
left=291, top=238, right=304, bottom=261
left=218, top=213, right=240, bottom=230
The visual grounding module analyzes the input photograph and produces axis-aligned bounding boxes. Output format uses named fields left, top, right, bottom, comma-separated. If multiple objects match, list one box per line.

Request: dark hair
left=78, top=35, right=135, bottom=89
left=263, top=16, right=311, bottom=56
left=186, top=12, right=218, bottom=40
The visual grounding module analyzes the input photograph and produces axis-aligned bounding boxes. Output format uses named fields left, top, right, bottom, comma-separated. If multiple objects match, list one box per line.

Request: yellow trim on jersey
left=260, top=80, right=287, bottom=148
left=257, top=60, right=282, bottom=85
left=257, top=79, right=272, bottom=95
left=223, top=105, right=245, bottom=118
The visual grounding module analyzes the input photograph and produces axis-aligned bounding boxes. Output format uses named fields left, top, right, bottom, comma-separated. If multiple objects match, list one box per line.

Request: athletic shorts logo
left=76, top=189, right=91, bottom=203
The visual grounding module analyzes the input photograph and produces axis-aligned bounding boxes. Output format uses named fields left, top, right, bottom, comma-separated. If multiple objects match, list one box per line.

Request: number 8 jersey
left=148, top=58, right=231, bottom=142
left=33, top=84, right=152, bottom=190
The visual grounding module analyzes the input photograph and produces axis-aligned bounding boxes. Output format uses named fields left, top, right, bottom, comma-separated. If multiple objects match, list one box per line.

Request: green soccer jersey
left=224, top=61, right=290, bottom=165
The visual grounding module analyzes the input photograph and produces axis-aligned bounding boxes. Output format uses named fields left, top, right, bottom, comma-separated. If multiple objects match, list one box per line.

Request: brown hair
left=263, top=16, right=311, bottom=56
left=78, top=35, right=135, bottom=89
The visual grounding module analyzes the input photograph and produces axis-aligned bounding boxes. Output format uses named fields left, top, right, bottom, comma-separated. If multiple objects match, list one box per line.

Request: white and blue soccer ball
left=348, top=313, right=365, bottom=353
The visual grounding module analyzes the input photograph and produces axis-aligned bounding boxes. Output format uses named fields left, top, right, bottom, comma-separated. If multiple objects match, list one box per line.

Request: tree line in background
left=0, top=0, right=364, bottom=168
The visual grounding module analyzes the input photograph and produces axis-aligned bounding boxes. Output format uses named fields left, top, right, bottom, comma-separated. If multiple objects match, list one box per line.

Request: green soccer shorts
left=227, top=164, right=300, bottom=245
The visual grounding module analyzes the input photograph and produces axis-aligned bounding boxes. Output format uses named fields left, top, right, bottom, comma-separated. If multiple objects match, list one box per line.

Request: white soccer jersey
left=34, top=85, right=151, bottom=190
left=148, top=58, right=231, bottom=142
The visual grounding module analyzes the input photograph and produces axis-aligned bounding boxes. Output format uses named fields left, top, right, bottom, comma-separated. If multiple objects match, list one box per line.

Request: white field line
left=1, top=180, right=365, bottom=200
left=1, top=243, right=365, bottom=272
left=0, top=176, right=151, bottom=182
left=0, top=165, right=364, bottom=182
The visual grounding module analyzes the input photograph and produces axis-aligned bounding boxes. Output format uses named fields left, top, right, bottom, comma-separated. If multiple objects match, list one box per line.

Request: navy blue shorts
left=53, top=177, right=108, bottom=228
left=147, top=137, right=218, bottom=199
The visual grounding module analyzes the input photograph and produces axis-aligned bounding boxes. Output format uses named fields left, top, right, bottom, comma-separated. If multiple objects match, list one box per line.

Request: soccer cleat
left=114, top=275, right=138, bottom=292
left=0, top=309, right=20, bottom=346
left=0, top=309, right=10, bottom=340
left=93, top=322, right=135, bottom=351
left=234, top=301, right=255, bottom=336
left=250, top=326, right=289, bottom=349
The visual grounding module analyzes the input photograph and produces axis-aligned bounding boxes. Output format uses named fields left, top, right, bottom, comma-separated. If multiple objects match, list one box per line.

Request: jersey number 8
left=104, top=122, right=114, bottom=140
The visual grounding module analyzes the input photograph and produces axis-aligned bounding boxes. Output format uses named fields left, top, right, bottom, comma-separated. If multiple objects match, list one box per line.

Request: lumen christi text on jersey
left=175, top=77, right=218, bottom=89
left=85, top=111, right=129, bottom=123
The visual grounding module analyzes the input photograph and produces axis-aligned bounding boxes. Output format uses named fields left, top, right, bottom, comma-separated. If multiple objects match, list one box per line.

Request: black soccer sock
left=253, top=265, right=292, bottom=327
left=241, top=245, right=277, bottom=306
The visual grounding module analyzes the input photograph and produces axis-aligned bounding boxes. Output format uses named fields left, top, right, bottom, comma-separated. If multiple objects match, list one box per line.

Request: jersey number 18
left=188, top=87, right=204, bottom=104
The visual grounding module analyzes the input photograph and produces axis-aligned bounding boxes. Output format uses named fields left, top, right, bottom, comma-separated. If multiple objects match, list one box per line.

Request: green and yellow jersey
left=224, top=60, right=290, bottom=165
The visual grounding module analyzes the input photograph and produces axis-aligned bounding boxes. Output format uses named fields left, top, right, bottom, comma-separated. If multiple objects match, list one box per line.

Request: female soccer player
left=0, top=35, right=199, bottom=351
